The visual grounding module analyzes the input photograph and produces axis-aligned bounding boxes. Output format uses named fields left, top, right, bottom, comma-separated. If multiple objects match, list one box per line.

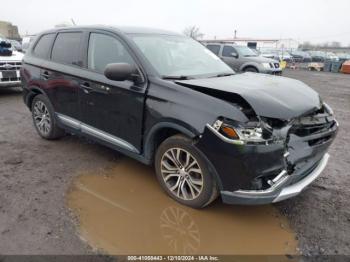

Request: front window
left=131, top=34, right=233, bottom=78
left=88, top=33, right=135, bottom=74
left=222, top=46, right=238, bottom=57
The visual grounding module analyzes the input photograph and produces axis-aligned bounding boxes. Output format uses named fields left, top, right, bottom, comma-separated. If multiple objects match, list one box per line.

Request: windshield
left=234, top=46, right=258, bottom=57
left=131, top=34, right=233, bottom=78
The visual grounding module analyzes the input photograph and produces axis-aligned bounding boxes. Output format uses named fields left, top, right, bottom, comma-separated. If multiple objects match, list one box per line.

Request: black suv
left=21, top=26, right=338, bottom=208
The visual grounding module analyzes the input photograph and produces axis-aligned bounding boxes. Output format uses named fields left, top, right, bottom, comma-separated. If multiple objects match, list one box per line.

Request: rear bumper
left=220, top=153, right=329, bottom=205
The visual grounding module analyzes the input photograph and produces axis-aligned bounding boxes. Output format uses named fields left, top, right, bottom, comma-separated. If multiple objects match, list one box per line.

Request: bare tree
left=299, top=41, right=313, bottom=49
left=299, top=41, right=343, bottom=49
left=183, top=26, right=204, bottom=40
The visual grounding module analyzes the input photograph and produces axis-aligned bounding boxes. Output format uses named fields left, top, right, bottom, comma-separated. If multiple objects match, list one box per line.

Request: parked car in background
left=259, top=49, right=293, bottom=63
left=325, top=52, right=339, bottom=61
left=0, top=36, right=24, bottom=88
left=21, top=26, right=338, bottom=207
left=277, top=51, right=293, bottom=62
left=337, top=53, right=350, bottom=60
left=307, top=51, right=327, bottom=62
left=9, top=40, right=23, bottom=52
left=260, top=49, right=279, bottom=61
left=204, top=43, right=282, bottom=74
left=290, top=50, right=312, bottom=62
left=21, top=35, right=36, bottom=53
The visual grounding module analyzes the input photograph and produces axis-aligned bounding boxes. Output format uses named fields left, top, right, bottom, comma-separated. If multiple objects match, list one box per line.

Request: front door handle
left=80, top=82, right=93, bottom=94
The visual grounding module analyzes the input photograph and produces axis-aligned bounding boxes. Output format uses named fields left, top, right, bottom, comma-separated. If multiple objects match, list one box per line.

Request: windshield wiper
left=213, top=73, right=235, bottom=78
left=162, top=75, right=193, bottom=80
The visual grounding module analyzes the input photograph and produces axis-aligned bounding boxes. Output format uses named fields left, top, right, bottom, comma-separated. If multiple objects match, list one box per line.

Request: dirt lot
left=0, top=69, right=349, bottom=256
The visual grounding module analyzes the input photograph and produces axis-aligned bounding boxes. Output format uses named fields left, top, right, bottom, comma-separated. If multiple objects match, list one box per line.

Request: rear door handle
left=80, top=82, right=93, bottom=94
left=41, top=71, right=50, bottom=80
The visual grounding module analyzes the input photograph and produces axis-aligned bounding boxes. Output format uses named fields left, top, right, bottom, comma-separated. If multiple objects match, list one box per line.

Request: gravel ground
left=0, top=88, right=121, bottom=254
left=276, top=70, right=350, bottom=256
left=0, top=69, right=349, bottom=256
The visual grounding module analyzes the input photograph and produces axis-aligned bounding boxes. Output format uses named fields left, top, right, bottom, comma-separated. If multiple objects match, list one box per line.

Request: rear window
left=33, top=34, right=55, bottom=59
left=206, top=45, right=221, bottom=55
left=51, top=32, right=82, bottom=65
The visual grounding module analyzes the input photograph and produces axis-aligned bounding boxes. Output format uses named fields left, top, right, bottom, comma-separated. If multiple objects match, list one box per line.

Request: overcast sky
left=1, top=0, right=350, bottom=45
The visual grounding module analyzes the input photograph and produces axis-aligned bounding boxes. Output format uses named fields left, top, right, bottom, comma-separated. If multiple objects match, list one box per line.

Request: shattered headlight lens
left=212, top=120, right=271, bottom=144
left=236, top=126, right=264, bottom=142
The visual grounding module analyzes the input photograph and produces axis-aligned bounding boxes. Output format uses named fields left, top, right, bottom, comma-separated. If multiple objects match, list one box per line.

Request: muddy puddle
left=67, top=158, right=298, bottom=255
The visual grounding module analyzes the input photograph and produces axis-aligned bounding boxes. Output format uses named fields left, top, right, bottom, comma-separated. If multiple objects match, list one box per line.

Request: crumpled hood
left=176, top=73, right=321, bottom=120
left=0, top=51, right=24, bottom=61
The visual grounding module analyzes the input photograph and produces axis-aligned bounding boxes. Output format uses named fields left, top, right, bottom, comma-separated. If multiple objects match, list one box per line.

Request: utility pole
left=234, top=30, right=237, bottom=39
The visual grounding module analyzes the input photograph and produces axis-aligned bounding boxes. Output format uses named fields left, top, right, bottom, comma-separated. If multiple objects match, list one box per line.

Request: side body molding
left=56, top=113, right=139, bottom=154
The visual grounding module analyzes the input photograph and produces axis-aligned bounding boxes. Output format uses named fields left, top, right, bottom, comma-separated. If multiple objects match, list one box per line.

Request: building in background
left=0, top=21, right=21, bottom=41
left=201, top=38, right=299, bottom=50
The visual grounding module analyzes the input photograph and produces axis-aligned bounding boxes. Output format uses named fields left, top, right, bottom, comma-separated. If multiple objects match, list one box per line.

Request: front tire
left=243, top=66, right=258, bottom=73
left=31, top=94, right=65, bottom=140
left=155, top=135, right=218, bottom=208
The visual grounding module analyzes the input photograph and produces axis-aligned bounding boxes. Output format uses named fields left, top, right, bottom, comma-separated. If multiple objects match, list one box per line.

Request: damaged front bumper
left=196, top=111, right=338, bottom=205
left=221, top=153, right=329, bottom=205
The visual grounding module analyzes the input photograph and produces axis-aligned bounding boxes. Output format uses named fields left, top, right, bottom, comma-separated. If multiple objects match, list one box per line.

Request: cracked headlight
left=211, top=120, right=270, bottom=144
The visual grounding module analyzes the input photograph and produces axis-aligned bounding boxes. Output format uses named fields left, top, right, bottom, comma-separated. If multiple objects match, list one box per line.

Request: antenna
left=71, top=19, right=76, bottom=26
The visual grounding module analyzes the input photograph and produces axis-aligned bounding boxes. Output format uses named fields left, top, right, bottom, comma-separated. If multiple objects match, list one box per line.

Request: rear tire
left=31, top=94, right=65, bottom=140
left=155, top=134, right=218, bottom=208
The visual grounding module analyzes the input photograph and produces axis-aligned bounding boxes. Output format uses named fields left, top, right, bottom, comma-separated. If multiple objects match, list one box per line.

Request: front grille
left=1, top=77, right=20, bottom=82
left=0, top=61, right=22, bottom=71
left=292, top=121, right=334, bottom=137
left=0, top=61, right=21, bottom=82
left=289, top=105, right=336, bottom=146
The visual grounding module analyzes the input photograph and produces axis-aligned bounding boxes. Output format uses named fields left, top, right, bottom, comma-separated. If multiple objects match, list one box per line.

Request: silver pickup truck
left=0, top=37, right=24, bottom=88
left=203, top=42, right=282, bottom=75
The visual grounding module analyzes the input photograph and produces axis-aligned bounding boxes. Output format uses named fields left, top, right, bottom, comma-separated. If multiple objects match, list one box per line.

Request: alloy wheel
left=160, top=148, right=204, bottom=201
left=33, top=100, right=51, bottom=136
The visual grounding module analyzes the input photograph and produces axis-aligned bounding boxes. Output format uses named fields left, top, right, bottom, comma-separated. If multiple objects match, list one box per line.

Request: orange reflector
left=221, top=126, right=239, bottom=139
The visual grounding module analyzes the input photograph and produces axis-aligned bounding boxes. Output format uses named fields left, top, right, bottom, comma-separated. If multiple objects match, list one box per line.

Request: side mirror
left=104, top=63, right=136, bottom=82
left=231, top=53, right=239, bottom=58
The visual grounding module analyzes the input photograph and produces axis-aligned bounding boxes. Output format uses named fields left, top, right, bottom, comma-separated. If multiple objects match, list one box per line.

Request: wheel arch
left=143, top=122, right=224, bottom=191
left=143, top=122, right=198, bottom=163
left=240, top=63, right=259, bottom=72
left=25, top=86, right=46, bottom=110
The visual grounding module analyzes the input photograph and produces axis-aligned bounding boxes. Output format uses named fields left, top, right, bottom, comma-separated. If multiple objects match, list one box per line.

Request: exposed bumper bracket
left=273, top=153, right=329, bottom=202
left=221, top=153, right=330, bottom=205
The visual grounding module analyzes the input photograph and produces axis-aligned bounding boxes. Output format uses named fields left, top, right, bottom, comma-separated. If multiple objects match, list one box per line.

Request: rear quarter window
left=33, top=34, right=56, bottom=59
left=51, top=32, right=83, bottom=66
